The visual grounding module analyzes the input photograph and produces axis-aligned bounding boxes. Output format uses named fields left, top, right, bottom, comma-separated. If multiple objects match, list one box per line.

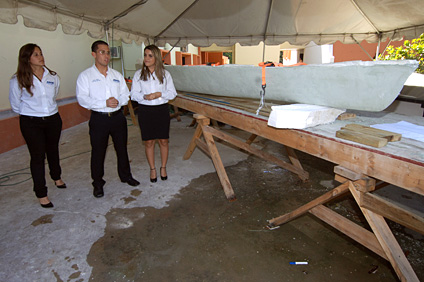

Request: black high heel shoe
left=41, top=202, right=54, bottom=208
left=160, top=167, right=168, bottom=181
left=55, top=180, right=67, bottom=189
left=150, top=168, right=157, bottom=183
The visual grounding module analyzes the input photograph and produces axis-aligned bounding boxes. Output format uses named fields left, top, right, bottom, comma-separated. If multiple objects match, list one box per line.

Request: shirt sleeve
left=161, top=70, right=177, bottom=101
left=130, top=70, right=144, bottom=103
left=55, top=75, right=60, bottom=98
left=9, top=77, right=22, bottom=114
left=117, top=74, right=129, bottom=107
left=76, top=71, right=107, bottom=110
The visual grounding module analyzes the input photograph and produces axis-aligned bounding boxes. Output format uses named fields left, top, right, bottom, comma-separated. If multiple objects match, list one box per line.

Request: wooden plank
left=267, top=182, right=349, bottom=227
left=203, top=125, right=309, bottom=181
left=349, top=182, right=419, bottom=282
left=362, top=192, right=424, bottom=235
left=171, top=95, right=424, bottom=196
left=343, top=124, right=402, bottom=142
left=336, top=129, right=388, bottom=148
left=309, top=205, right=388, bottom=259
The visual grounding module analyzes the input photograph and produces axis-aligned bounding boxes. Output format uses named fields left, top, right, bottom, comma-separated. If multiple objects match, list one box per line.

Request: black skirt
left=137, top=103, right=170, bottom=141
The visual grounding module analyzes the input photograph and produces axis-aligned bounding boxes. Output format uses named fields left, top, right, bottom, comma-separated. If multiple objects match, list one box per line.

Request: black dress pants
left=89, top=110, right=132, bottom=188
left=19, top=113, right=63, bottom=198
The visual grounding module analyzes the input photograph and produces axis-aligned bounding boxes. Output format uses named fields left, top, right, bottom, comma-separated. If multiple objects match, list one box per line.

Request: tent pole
left=352, top=36, right=373, bottom=60
left=105, top=25, right=110, bottom=45
left=375, top=34, right=382, bottom=60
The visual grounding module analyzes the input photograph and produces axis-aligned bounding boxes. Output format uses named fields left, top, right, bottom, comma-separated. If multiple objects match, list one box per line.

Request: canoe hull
left=165, top=60, right=418, bottom=111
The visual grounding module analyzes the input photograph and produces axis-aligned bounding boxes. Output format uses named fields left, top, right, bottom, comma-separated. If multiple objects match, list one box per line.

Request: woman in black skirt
left=9, top=43, right=66, bottom=208
left=131, top=45, right=177, bottom=182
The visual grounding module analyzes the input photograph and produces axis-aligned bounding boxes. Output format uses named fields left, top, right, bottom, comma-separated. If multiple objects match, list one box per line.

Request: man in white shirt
left=76, top=40, right=139, bottom=198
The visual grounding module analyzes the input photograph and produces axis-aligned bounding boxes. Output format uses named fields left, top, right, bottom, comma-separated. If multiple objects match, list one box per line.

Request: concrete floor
left=0, top=113, right=423, bottom=281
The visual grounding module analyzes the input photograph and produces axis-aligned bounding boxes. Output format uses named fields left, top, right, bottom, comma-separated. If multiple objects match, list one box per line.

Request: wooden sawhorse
left=183, top=114, right=309, bottom=201
left=267, top=165, right=423, bottom=282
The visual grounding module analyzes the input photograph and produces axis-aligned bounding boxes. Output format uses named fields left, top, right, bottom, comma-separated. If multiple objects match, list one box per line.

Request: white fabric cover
left=0, top=0, right=423, bottom=46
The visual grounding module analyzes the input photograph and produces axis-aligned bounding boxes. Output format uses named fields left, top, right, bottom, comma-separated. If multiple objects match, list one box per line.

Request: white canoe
left=165, top=60, right=419, bottom=112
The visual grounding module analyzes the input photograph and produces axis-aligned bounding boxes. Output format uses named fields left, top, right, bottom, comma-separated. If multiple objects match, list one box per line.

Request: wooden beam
left=309, top=205, right=388, bottom=259
left=349, top=182, right=419, bottom=282
left=267, top=182, right=349, bottom=227
left=362, top=192, right=424, bottom=235
left=203, top=125, right=309, bottom=181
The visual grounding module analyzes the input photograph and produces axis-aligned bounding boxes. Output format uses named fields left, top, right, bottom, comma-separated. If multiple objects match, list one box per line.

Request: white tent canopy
left=1, top=0, right=424, bottom=47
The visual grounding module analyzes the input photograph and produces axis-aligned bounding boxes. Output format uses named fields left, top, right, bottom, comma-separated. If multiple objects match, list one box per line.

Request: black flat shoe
left=160, top=167, right=168, bottom=181
left=93, top=186, right=104, bottom=198
left=41, top=202, right=54, bottom=208
left=122, top=177, right=140, bottom=187
left=150, top=168, right=157, bottom=183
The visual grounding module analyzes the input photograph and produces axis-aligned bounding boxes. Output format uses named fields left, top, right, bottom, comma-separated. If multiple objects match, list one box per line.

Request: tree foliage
left=379, top=33, right=424, bottom=74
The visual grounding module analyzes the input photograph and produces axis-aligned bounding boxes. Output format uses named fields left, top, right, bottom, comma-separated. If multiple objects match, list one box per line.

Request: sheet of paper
left=371, top=121, right=424, bottom=142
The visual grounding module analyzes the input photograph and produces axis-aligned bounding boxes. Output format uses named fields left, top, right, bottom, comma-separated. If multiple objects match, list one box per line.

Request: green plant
left=379, top=33, right=424, bottom=74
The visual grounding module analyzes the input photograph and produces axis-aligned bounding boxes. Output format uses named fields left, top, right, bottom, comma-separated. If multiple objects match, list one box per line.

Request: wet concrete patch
left=31, top=214, right=54, bottom=226
left=87, top=150, right=423, bottom=281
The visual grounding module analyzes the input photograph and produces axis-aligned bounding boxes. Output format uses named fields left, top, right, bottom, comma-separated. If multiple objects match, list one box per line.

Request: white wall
left=234, top=42, right=280, bottom=65
left=303, top=42, right=334, bottom=64
left=0, top=16, right=97, bottom=111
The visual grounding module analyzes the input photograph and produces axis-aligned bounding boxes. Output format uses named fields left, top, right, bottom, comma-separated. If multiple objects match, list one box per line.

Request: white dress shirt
left=76, top=64, right=129, bottom=112
left=131, top=69, right=177, bottom=106
left=9, top=67, right=60, bottom=117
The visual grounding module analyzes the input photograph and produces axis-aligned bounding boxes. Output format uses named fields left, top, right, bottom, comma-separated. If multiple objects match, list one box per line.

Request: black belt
left=91, top=110, right=121, bottom=117
left=20, top=112, right=59, bottom=120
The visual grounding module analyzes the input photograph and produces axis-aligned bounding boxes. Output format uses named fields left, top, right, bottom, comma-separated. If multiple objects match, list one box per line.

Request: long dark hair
left=16, top=43, right=56, bottom=96
left=140, top=45, right=165, bottom=84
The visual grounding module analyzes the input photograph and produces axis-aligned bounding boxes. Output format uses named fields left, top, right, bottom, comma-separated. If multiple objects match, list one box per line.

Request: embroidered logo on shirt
left=92, top=79, right=101, bottom=83
left=46, top=81, right=54, bottom=85
left=113, top=79, right=120, bottom=83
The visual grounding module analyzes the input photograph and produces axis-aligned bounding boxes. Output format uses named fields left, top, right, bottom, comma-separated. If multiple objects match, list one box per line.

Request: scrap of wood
left=343, top=124, right=402, bottom=142
left=337, top=113, right=356, bottom=120
left=334, top=165, right=363, bottom=181
left=336, top=129, right=388, bottom=148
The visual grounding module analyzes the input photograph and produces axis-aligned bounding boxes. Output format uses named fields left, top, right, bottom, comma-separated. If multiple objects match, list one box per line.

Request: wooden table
left=171, top=92, right=424, bottom=281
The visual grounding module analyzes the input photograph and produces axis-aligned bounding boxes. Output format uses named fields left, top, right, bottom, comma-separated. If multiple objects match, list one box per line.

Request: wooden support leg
left=285, top=146, right=308, bottom=181
left=183, top=115, right=209, bottom=160
left=127, top=101, right=138, bottom=126
left=182, top=114, right=236, bottom=201
left=246, top=134, right=257, bottom=145
left=267, top=181, right=350, bottom=227
left=170, top=105, right=182, bottom=121
left=349, top=182, right=419, bottom=282
left=200, top=122, right=236, bottom=201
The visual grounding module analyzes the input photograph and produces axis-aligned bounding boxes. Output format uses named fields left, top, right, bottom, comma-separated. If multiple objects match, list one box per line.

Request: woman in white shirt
left=131, top=45, right=177, bottom=182
left=9, top=43, right=66, bottom=208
